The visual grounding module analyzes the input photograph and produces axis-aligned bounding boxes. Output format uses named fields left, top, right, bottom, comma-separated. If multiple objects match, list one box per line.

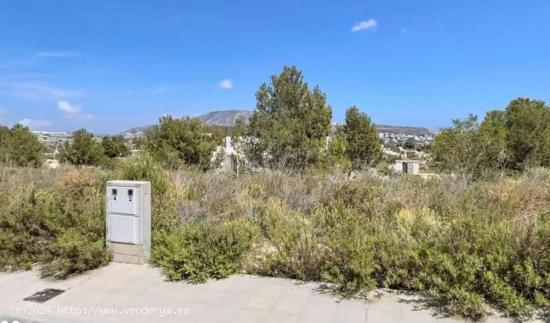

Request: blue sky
left=0, top=0, right=549, bottom=133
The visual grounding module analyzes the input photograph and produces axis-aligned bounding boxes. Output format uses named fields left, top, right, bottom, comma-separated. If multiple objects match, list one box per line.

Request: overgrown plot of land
left=0, top=160, right=549, bottom=320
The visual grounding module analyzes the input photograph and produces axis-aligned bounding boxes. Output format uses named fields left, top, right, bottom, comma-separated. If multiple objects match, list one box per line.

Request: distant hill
left=198, top=110, right=253, bottom=127
left=123, top=125, right=153, bottom=134
left=376, top=125, right=432, bottom=136
left=122, top=109, right=432, bottom=137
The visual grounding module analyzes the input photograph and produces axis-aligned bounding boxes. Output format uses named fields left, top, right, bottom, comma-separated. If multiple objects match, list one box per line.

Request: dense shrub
left=40, top=229, right=110, bottom=279
left=151, top=218, right=257, bottom=283
left=144, top=116, right=220, bottom=170
left=0, top=168, right=110, bottom=277
left=0, top=187, right=52, bottom=269
left=1, top=164, right=549, bottom=320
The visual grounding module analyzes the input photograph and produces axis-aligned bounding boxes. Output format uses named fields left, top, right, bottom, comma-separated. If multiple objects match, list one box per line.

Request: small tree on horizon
left=59, top=129, right=105, bottom=166
left=102, top=135, right=130, bottom=158
left=342, top=106, right=382, bottom=169
left=144, top=116, right=219, bottom=170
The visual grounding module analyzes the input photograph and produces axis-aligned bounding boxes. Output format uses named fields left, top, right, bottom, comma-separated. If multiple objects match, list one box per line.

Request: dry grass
left=1, top=160, right=549, bottom=320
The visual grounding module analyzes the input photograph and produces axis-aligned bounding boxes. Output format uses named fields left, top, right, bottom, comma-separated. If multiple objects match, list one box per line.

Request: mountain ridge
left=122, top=109, right=433, bottom=136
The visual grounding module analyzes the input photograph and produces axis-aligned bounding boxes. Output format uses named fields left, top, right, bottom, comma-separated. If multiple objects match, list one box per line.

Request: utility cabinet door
left=108, top=186, right=140, bottom=215
left=108, top=214, right=140, bottom=244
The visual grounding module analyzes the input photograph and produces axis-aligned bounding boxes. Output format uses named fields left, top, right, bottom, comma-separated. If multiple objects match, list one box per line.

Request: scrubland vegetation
left=1, top=158, right=549, bottom=320
left=1, top=66, right=550, bottom=320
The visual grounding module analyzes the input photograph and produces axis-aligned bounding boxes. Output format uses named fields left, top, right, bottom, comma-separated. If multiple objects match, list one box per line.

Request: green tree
left=145, top=116, right=218, bottom=170
left=232, top=116, right=247, bottom=138
left=430, top=115, right=489, bottom=178
left=101, top=135, right=130, bottom=158
left=318, top=127, right=351, bottom=171
left=432, top=98, right=550, bottom=178
left=479, top=110, right=508, bottom=170
left=403, top=138, right=416, bottom=150
left=535, top=126, right=550, bottom=167
left=0, top=124, right=44, bottom=167
left=59, top=129, right=105, bottom=166
left=504, top=98, right=550, bottom=169
left=247, top=66, right=332, bottom=170
left=342, top=106, right=382, bottom=169
left=0, top=125, right=9, bottom=162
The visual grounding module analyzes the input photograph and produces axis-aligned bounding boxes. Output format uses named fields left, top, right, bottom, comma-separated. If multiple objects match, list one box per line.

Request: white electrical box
left=106, top=180, right=151, bottom=264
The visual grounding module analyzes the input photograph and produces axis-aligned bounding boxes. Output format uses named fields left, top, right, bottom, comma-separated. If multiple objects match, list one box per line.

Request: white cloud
left=218, top=79, right=233, bottom=89
left=18, top=118, right=52, bottom=130
left=57, top=100, right=81, bottom=116
left=351, top=19, right=378, bottom=32
left=33, top=51, right=77, bottom=58
left=57, top=100, right=94, bottom=120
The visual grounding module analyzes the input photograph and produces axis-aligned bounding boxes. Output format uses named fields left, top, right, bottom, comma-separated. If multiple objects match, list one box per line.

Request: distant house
left=392, top=159, right=421, bottom=175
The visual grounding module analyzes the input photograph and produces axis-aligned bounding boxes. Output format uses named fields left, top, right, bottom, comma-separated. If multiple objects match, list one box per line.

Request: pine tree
left=59, top=129, right=105, bottom=166
left=343, top=106, right=382, bottom=169
left=247, top=66, right=332, bottom=170
left=0, top=124, right=44, bottom=167
left=145, top=116, right=218, bottom=170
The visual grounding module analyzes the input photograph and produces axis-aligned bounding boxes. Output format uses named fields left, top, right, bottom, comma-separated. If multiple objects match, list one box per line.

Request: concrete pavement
left=0, top=263, right=518, bottom=323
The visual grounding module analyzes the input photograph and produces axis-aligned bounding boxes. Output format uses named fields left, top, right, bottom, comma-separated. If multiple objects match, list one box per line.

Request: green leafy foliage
left=101, top=135, right=130, bottom=158
left=343, top=106, right=382, bottom=169
left=59, top=129, right=105, bottom=166
left=0, top=124, right=44, bottom=167
left=151, top=218, right=257, bottom=283
left=247, top=66, right=332, bottom=170
left=505, top=98, right=550, bottom=169
left=431, top=98, right=550, bottom=178
left=145, top=116, right=219, bottom=170
left=317, top=128, right=352, bottom=171
left=244, top=172, right=550, bottom=320
left=0, top=168, right=110, bottom=277
left=1, top=155, right=549, bottom=320
left=40, top=229, right=111, bottom=279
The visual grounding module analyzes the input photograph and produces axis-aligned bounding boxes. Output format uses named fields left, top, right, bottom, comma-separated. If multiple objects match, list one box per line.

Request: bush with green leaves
left=101, top=135, right=130, bottom=159
left=251, top=173, right=549, bottom=320
left=59, top=129, right=105, bottom=166
left=41, top=229, right=110, bottom=279
left=1, top=163, right=549, bottom=320
left=151, top=218, right=257, bottom=283
left=431, top=98, right=550, bottom=177
left=145, top=116, right=220, bottom=170
left=0, top=168, right=110, bottom=277
left=0, top=124, right=44, bottom=167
